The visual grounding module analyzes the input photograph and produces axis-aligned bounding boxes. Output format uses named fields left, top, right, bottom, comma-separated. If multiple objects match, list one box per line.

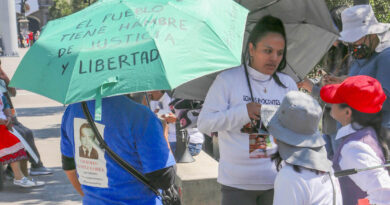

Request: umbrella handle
left=94, top=76, right=119, bottom=121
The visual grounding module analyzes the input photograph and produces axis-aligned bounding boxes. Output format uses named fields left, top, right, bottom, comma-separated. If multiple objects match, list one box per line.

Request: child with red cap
left=320, top=75, right=390, bottom=205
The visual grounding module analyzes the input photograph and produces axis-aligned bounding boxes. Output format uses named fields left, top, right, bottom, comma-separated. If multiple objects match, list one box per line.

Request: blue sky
left=15, top=0, right=40, bottom=16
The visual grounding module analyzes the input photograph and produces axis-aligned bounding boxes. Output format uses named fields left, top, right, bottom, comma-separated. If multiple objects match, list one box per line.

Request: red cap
left=357, top=199, right=370, bottom=205
left=320, top=75, right=386, bottom=113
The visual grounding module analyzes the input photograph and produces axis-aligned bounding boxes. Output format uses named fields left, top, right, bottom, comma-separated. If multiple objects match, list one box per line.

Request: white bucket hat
left=339, top=5, right=390, bottom=52
left=261, top=91, right=332, bottom=172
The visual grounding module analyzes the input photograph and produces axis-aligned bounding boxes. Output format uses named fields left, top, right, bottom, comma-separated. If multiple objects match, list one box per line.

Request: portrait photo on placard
left=74, top=118, right=108, bottom=188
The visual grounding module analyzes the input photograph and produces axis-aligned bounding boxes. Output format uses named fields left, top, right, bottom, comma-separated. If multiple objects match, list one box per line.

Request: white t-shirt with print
left=198, top=64, right=297, bottom=190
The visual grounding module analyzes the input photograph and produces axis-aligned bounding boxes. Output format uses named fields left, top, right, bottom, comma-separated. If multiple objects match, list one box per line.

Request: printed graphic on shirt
left=74, top=118, right=108, bottom=188
left=246, top=120, right=277, bottom=159
left=249, top=134, right=274, bottom=158
left=243, top=95, right=281, bottom=105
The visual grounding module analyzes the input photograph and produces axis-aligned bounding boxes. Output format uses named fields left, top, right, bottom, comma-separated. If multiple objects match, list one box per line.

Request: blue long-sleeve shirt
left=348, top=47, right=390, bottom=128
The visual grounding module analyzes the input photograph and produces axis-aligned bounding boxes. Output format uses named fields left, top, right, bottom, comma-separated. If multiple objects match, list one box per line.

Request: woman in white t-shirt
left=198, top=15, right=297, bottom=205
left=262, top=91, right=342, bottom=205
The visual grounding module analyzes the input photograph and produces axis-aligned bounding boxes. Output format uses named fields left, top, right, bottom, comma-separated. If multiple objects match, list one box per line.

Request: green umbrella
left=10, top=0, right=248, bottom=120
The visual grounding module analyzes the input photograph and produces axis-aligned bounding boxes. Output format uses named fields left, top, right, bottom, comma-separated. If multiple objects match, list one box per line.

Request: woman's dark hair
left=330, top=5, right=348, bottom=32
left=326, top=43, right=349, bottom=75
left=326, top=5, right=350, bottom=75
left=339, top=104, right=390, bottom=163
left=271, top=151, right=284, bottom=171
left=244, top=15, right=287, bottom=88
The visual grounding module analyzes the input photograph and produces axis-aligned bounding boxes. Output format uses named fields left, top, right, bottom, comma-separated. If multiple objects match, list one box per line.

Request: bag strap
left=80, top=102, right=162, bottom=197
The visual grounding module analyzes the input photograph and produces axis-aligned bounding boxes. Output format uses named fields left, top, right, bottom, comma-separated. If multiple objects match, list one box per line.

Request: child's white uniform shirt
left=336, top=124, right=390, bottom=205
left=273, top=164, right=343, bottom=205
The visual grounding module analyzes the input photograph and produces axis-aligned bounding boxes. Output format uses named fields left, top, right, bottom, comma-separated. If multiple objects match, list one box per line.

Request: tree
left=71, top=0, right=98, bottom=13
left=48, top=0, right=72, bottom=20
left=49, top=0, right=98, bottom=20
left=307, top=0, right=389, bottom=79
left=370, top=0, right=390, bottom=23
left=354, top=0, right=369, bottom=5
left=325, top=0, right=390, bottom=23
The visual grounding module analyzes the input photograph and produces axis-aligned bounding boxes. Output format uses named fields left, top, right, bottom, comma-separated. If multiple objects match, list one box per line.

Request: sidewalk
left=0, top=48, right=82, bottom=204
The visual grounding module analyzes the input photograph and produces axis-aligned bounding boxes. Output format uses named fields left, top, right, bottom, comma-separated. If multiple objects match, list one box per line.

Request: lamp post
left=18, top=18, right=29, bottom=36
left=18, top=0, right=29, bottom=36
left=20, top=0, right=26, bottom=16
left=84, top=0, right=91, bottom=6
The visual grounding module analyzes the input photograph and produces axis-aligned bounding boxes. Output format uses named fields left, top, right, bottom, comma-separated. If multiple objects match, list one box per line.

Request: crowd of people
left=200, top=5, right=390, bottom=205
left=0, top=59, right=52, bottom=188
left=18, top=30, right=40, bottom=48
left=145, top=91, right=205, bottom=157
left=200, top=4, right=390, bottom=205
left=1, top=2, right=390, bottom=205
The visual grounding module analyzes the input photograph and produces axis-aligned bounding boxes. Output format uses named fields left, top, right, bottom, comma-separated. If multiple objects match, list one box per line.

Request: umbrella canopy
left=10, top=0, right=248, bottom=119
left=174, top=0, right=339, bottom=100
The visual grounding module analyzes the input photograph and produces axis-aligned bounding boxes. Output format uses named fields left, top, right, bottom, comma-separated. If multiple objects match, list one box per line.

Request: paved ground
left=0, top=48, right=82, bottom=204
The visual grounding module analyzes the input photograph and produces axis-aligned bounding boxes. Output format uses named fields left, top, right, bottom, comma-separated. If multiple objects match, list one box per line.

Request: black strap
left=80, top=102, right=162, bottom=197
left=243, top=63, right=260, bottom=130
left=243, top=63, right=255, bottom=103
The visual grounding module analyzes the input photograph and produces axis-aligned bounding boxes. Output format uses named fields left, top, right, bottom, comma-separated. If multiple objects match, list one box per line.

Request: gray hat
left=261, top=91, right=332, bottom=172
left=278, top=141, right=332, bottom=172
left=262, top=91, right=325, bottom=147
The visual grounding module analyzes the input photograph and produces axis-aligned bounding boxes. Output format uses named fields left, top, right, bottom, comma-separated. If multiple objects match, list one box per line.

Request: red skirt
left=0, top=125, right=27, bottom=165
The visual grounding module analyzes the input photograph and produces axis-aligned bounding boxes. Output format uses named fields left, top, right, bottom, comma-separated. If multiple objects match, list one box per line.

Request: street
left=0, top=48, right=82, bottom=205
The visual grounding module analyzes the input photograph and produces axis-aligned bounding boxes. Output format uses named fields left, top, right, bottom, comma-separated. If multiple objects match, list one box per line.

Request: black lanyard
left=243, top=63, right=260, bottom=130
left=244, top=63, right=255, bottom=103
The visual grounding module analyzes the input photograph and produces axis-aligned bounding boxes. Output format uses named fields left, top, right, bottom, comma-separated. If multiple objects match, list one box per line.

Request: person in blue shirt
left=325, top=5, right=390, bottom=130
left=61, top=95, right=177, bottom=204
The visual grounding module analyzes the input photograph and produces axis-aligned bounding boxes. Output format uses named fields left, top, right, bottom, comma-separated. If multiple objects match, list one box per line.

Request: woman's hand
left=0, top=118, right=12, bottom=129
left=297, top=78, right=314, bottom=93
left=6, top=117, right=13, bottom=130
left=162, top=113, right=177, bottom=124
left=247, top=102, right=261, bottom=120
left=323, top=75, right=345, bottom=85
left=0, top=118, right=7, bottom=125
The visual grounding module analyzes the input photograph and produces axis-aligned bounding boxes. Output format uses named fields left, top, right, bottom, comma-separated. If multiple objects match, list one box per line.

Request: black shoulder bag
left=81, top=102, right=180, bottom=205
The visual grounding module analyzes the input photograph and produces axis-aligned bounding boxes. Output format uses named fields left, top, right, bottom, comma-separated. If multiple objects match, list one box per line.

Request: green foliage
left=370, top=0, right=390, bottom=23
left=71, top=0, right=98, bottom=13
left=49, top=0, right=98, bottom=20
left=325, top=0, right=353, bottom=8
left=48, top=0, right=72, bottom=20
left=325, top=0, right=390, bottom=23
left=306, top=0, right=390, bottom=80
